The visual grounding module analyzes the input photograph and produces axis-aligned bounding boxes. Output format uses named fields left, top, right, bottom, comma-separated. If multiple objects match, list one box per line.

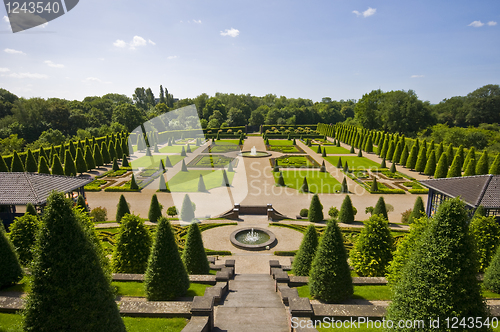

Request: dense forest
left=0, top=84, right=499, bottom=156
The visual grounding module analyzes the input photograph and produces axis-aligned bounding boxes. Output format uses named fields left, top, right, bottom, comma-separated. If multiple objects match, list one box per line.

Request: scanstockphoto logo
left=4, top=0, right=79, bottom=32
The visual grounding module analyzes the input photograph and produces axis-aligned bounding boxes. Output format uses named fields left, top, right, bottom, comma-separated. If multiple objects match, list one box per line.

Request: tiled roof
left=0, top=172, right=93, bottom=205
left=420, top=175, right=500, bottom=209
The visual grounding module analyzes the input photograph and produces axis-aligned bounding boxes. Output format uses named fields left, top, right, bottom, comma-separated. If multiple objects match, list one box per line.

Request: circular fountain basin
left=230, top=227, right=276, bottom=251
left=240, top=151, right=271, bottom=158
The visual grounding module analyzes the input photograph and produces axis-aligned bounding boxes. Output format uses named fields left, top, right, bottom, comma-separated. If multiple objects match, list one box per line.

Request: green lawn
left=131, top=155, right=185, bottom=168
left=187, top=155, right=236, bottom=168
left=159, top=145, right=199, bottom=154
left=212, top=139, right=240, bottom=145
left=273, top=155, right=320, bottom=168
left=0, top=313, right=187, bottom=332
left=321, top=146, right=352, bottom=154
left=267, top=145, right=303, bottom=153
left=204, top=145, right=241, bottom=153
left=324, top=156, right=381, bottom=170
left=268, top=139, right=294, bottom=146
left=272, top=170, right=341, bottom=193
left=167, top=169, right=235, bottom=192
left=297, top=284, right=391, bottom=301
left=112, top=282, right=209, bottom=298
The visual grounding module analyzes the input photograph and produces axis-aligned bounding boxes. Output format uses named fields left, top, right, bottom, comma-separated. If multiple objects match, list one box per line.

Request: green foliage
left=145, top=217, right=190, bottom=300
left=408, top=196, right=425, bottom=224
left=25, top=203, right=37, bottom=216
left=349, top=214, right=393, bottom=277
left=93, top=144, right=103, bottom=167
left=167, top=206, right=178, bottom=217
left=370, top=177, right=378, bottom=192
left=389, top=162, right=396, bottom=173
left=300, top=176, right=309, bottom=193
left=159, top=174, right=169, bottom=192
left=0, top=222, right=23, bottom=288
left=221, top=169, right=230, bottom=186
left=319, top=160, right=326, bottom=172
left=357, top=149, right=362, bottom=157
left=339, top=195, right=354, bottom=224
left=447, top=153, right=462, bottom=177
left=299, top=209, right=309, bottom=217
left=386, top=198, right=490, bottom=331
left=328, top=206, right=339, bottom=218
left=23, top=192, right=125, bottom=332
left=405, top=145, right=418, bottom=170
left=25, top=149, right=38, bottom=172
left=108, top=141, right=116, bottom=161
left=182, top=223, right=210, bottom=274
left=0, top=155, right=9, bottom=172
left=292, top=225, right=319, bottom=276
left=101, top=141, right=111, bottom=164
left=423, top=149, right=436, bottom=175
left=51, top=154, right=64, bottom=175
left=122, top=154, right=129, bottom=167
left=76, top=194, right=87, bottom=213
left=373, top=196, right=388, bottom=220
left=90, top=206, right=107, bottom=222
left=75, top=148, right=87, bottom=174
left=386, top=216, right=429, bottom=285
left=309, top=219, right=353, bottom=302
left=8, top=214, right=39, bottom=265
left=38, top=156, right=50, bottom=174
left=476, top=150, right=489, bottom=175
left=115, top=194, right=130, bottom=222
left=380, top=157, right=386, bottom=168
left=84, top=146, right=95, bottom=170
left=180, top=146, right=186, bottom=157
left=148, top=194, right=163, bottom=223
left=130, top=173, right=139, bottom=190
left=414, top=145, right=427, bottom=173
left=434, top=153, right=448, bottom=178
left=336, top=157, right=342, bottom=168
left=180, top=159, right=188, bottom=172
left=11, top=151, right=25, bottom=172
left=484, top=245, right=500, bottom=293
left=277, top=171, right=285, bottom=186
left=308, top=194, right=324, bottom=222
left=463, top=156, right=476, bottom=176
left=316, top=144, right=322, bottom=153
left=399, top=144, right=409, bottom=166
left=386, top=140, right=395, bottom=161
left=197, top=174, right=207, bottom=192
left=180, top=194, right=195, bottom=222
left=474, top=205, right=487, bottom=219
left=112, top=157, right=119, bottom=171
left=470, top=216, right=500, bottom=272
left=340, top=177, right=348, bottom=193
left=489, top=154, right=500, bottom=175
left=463, top=146, right=475, bottom=171
left=111, top=214, right=151, bottom=273
left=63, top=150, right=76, bottom=176
left=365, top=135, right=373, bottom=153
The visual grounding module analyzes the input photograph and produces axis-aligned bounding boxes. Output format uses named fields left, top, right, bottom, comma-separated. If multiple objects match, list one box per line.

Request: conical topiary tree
left=180, top=159, right=188, bottom=172
left=357, top=149, right=362, bottom=157
left=489, top=154, right=500, bottom=175
left=349, top=214, right=393, bottom=277
left=159, top=174, right=169, bottom=192
left=349, top=146, right=355, bottom=154
left=308, top=194, right=323, bottom=222
left=322, top=148, right=327, bottom=157
left=75, top=148, right=88, bottom=175
left=148, top=194, right=162, bottom=223
left=423, top=150, right=436, bottom=176
left=463, top=147, right=475, bottom=171
left=11, top=151, right=25, bottom=172
left=340, top=177, right=348, bottom=193
left=111, top=214, right=151, bottom=273
left=25, top=203, right=37, bottom=216
left=390, top=162, right=396, bottom=173
left=370, top=177, right=378, bottom=192
left=316, top=144, right=322, bottom=153
left=130, top=173, right=139, bottom=190
left=277, top=171, right=285, bottom=186
left=51, top=154, right=64, bottom=175
left=300, top=177, right=309, bottom=193
left=434, top=153, right=448, bottom=178
left=115, top=139, right=123, bottom=158
left=339, top=195, right=354, bottom=224
left=180, top=146, right=187, bottom=157
left=144, top=217, right=190, bottom=300
left=76, top=194, right=87, bottom=213
left=292, top=225, right=318, bottom=276
left=470, top=216, right=500, bottom=272
left=447, top=153, right=462, bottom=177
left=23, top=192, right=125, bottom=331
left=180, top=194, right=195, bottom=222
left=8, top=214, right=39, bottom=266
left=386, top=198, right=490, bottom=329
left=319, top=160, right=326, bottom=172
left=476, top=150, right=489, bottom=175
left=227, top=161, right=234, bottom=172
left=38, top=156, right=50, bottom=174
left=336, top=157, right=342, bottom=168
left=182, top=222, right=210, bottom=274
left=63, top=150, right=76, bottom=176
left=408, top=196, right=425, bottom=224
left=399, top=144, right=409, bottom=166
left=415, top=145, right=427, bottom=173
left=198, top=174, right=207, bottom=192
left=365, top=136, right=373, bottom=153
left=25, top=149, right=38, bottom=172
left=221, top=169, right=230, bottom=187
left=84, top=146, right=95, bottom=171
left=0, top=155, right=9, bottom=172
left=164, top=156, right=172, bottom=167
left=101, top=141, right=110, bottom=164
left=93, top=144, right=103, bottom=167
left=112, top=157, right=119, bottom=171
left=406, top=145, right=418, bottom=170
left=373, top=196, right=388, bottom=220
left=343, top=161, right=349, bottom=173
left=122, top=154, right=129, bottom=167
left=380, top=157, right=386, bottom=169
left=463, top=156, right=476, bottom=176
left=0, top=222, right=23, bottom=288
left=309, top=219, right=353, bottom=302
left=115, top=194, right=130, bottom=222
left=108, top=141, right=116, bottom=161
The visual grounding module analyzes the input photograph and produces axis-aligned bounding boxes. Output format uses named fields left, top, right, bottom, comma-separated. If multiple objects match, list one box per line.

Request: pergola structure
left=420, top=174, right=500, bottom=219
left=0, top=172, right=93, bottom=226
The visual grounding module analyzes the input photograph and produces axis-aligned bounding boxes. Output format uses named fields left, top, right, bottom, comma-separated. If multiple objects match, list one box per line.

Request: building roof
left=0, top=172, right=93, bottom=205
left=420, top=175, right=500, bottom=209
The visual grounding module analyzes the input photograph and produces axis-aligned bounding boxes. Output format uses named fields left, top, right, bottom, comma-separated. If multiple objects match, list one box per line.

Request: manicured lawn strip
left=159, top=146, right=197, bottom=154
left=131, top=155, right=185, bottom=168
left=272, top=170, right=341, bottom=193
left=268, top=139, right=294, bottom=146
left=203, top=145, right=241, bottom=153
left=322, top=146, right=351, bottom=154
left=112, top=282, right=209, bottom=298
left=267, top=145, right=302, bottom=153
left=0, top=313, right=187, bottom=332
left=212, top=139, right=240, bottom=145
left=273, top=155, right=320, bottom=168
left=167, top=170, right=235, bottom=192
left=297, top=284, right=391, bottom=301
left=187, top=155, right=236, bottom=168
left=324, top=156, right=381, bottom=170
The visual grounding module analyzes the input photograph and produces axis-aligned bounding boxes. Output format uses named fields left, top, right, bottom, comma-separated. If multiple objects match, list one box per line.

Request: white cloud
left=84, top=77, right=102, bottom=82
left=0, top=68, right=9, bottom=72
left=114, top=36, right=152, bottom=50
left=468, top=20, right=484, bottom=27
left=411, top=75, right=424, bottom=78
left=220, top=28, right=239, bottom=37
left=8, top=72, right=48, bottom=79
left=113, top=39, right=127, bottom=48
left=148, top=39, right=156, bottom=45
left=3, top=16, right=9, bottom=23
left=4, top=48, right=25, bottom=55
left=167, top=55, right=178, bottom=60
left=353, top=7, right=376, bottom=18
left=39, top=22, right=48, bottom=28
left=488, top=21, right=497, bottom=26
left=193, top=20, right=202, bottom=24
left=45, top=60, right=64, bottom=68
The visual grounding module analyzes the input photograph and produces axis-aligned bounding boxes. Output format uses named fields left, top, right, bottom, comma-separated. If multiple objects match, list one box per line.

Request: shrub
left=434, top=153, right=448, bottom=178
left=145, top=217, right=190, bottom=300
left=328, top=206, right=339, bottom=218
left=380, top=157, right=386, bottom=168
left=349, top=214, right=393, bottom=277
left=320, top=160, right=326, bottom=172
left=115, top=194, right=130, bottom=223
left=474, top=205, right=487, bottom=219
left=111, top=214, right=151, bottom=273
left=357, top=149, right=362, bottom=157
left=373, top=196, right=388, bottom=220
left=76, top=194, right=87, bottom=213
left=148, top=194, right=163, bottom=223
left=300, top=177, right=309, bottom=193
left=336, top=157, right=342, bottom=168
left=408, top=196, right=425, bottom=224
left=484, top=245, right=500, bottom=293
left=340, top=177, right=348, bottom=193
left=181, top=159, right=188, bottom=172
left=389, top=162, right=396, bottom=173
left=165, top=156, right=172, bottom=167
left=8, top=214, right=39, bottom=265
left=101, top=141, right=111, bottom=164
left=476, top=151, right=489, bottom=175
left=122, top=154, right=129, bottom=167
left=221, top=169, right=230, bottom=187
left=386, top=216, right=429, bottom=285
left=75, top=148, right=88, bottom=174
left=180, top=194, right=195, bottom=222
left=197, top=174, right=207, bottom=192
left=11, top=151, right=25, bottom=172
left=339, top=195, right=355, bottom=224
left=405, top=145, right=418, bottom=170
left=25, top=203, right=38, bottom=216
left=108, top=141, right=116, bottom=161
left=489, top=153, right=500, bottom=175
left=23, top=192, right=125, bottom=331
left=63, top=150, right=76, bottom=176
left=167, top=206, right=178, bottom=217
left=470, top=216, right=500, bottom=272
left=399, top=144, right=409, bottom=166
left=309, top=219, right=353, bottom=302
left=414, top=145, right=427, bottom=173
left=370, top=177, right=378, bottom=192
left=182, top=223, right=210, bottom=274
left=84, top=146, right=95, bottom=170
left=112, top=157, right=119, bottom=171
left=277, top=171, right=285, bottom=186
left=463, top=156, right=476, bottom=176
left=386, top=198, right=490, bottom=329
left=90, top=206, right=107, bottom=222
left=159, top=174, right=169, bottom=192
left=51, top=154, right=64, bottom=175
left=38, top=156, right=50, bottom=174
left=0, top=223, right=23, bottom=288
left=25, top=149, right=38, bottom=173
left=130, top=173, right=139, bottom=190
left=300, top=208, right=309, bottom=218
left=180, top=146, right=186, bottom=157
left=400, top=209, right=412, bottom=224
left=308, top=194, right=324, bottom=222
left=447, top=153, right=462, bottom=177
left=423, top=150, right=436, bottom=176
left=292, top=224, right=318, bottom=276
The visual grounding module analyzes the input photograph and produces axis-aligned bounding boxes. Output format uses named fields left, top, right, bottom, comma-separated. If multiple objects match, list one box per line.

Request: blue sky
left=0, top=0, right=499, bottom=104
